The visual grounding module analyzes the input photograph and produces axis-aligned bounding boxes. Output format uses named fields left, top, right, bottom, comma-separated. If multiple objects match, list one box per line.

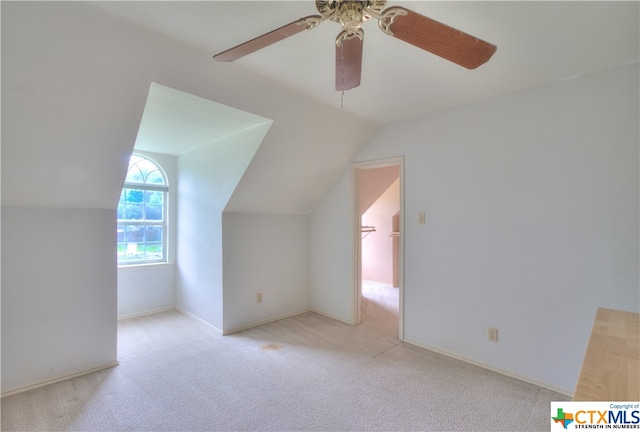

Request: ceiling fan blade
left=213, top=15, right=323, bottom=62
left=379, top=7, right=496, bottom=69
left=335, top=31, right=363, bottom=91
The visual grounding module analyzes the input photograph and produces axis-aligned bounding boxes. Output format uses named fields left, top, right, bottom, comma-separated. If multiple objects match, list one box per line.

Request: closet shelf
left=361, top=225, right=376, bottom=239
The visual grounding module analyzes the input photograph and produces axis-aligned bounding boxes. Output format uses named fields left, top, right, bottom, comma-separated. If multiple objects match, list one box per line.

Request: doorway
left=353, top=158, right=403, bottom=340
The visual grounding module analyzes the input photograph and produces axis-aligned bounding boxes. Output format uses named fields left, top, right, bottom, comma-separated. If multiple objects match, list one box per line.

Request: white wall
left=2, top=1, right=375, bottom=393
left=309, top=63, right=639, bottom=393
left=310, top=171, right=357, bottom=323
left=177, top=125, right=271, bottom=331
left=117, top=264, right=176, bottom=319
left=117, top=151, right=178, bottom=318
left=1, top=207, right=118, bottom=394
left=222, top=213, right=309, bottom=333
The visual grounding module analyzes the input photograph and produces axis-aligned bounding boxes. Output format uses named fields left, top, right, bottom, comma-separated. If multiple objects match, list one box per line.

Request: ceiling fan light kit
left=213, top=0, right=497, bottom=91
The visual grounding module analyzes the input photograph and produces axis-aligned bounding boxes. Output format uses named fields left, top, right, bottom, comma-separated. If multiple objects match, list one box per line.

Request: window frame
left=117, top=154, right=169, bottom=266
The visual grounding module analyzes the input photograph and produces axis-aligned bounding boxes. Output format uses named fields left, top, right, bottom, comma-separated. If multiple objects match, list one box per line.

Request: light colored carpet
left=2, top=310, right=569, bottom=431
left=361, top=279, right=399, bottom=337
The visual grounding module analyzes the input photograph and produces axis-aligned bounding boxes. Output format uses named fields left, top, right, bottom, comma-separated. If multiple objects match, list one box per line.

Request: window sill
left=117, top=262, right=175, bottom=273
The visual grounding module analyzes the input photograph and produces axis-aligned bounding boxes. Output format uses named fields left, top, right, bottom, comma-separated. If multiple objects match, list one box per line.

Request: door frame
left=352, top=156, right=405, bottom=341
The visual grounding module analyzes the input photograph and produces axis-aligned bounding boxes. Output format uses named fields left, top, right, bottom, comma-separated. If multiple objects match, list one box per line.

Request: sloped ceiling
left=359, top=165, right=399, bottom=216
left=92, top=1, right=639, bottom=124
left=3, top=2, right=637, bottom=212
left=135, top=83, right=273, bottom=156
left=1, top=1, right=378, bottom=214
left=109, top=0, right=637, bottom=213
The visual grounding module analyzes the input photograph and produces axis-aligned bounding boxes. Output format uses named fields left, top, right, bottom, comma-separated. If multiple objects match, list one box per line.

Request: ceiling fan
left=213, top=0, right=497, bottom=91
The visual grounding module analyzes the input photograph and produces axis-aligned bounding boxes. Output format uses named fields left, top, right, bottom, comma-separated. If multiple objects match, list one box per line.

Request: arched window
left=117, top=154, right=168, bottom=265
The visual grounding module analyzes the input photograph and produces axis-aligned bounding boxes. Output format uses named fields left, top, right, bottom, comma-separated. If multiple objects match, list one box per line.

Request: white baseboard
left=1, top=361, right=120, bottom=399
left=403, top=338, right=574, bottom=397
left=309, top=308, right=356, bottom=325
left=176, top=307, right=223, bottom=335
left=222, top=309, right=311, bottom=335
left=117, top=306, right=176, bottom=321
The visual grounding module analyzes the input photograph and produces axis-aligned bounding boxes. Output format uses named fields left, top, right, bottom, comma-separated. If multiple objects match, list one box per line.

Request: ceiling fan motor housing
left=316, top=0, right=387, bottom=30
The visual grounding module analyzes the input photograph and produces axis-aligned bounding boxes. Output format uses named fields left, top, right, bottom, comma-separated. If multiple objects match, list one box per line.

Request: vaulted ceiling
left=93, top=1, right=639, bottom=124
left=1, top=1, right=379, bottom=212
left=135, top=83, right=273, bottom=156
left=2, top=1, right=638, bottom=214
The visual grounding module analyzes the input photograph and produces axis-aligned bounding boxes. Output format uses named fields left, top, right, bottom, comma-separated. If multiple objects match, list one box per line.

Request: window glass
left=117, top=154, right=168, bottom=265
